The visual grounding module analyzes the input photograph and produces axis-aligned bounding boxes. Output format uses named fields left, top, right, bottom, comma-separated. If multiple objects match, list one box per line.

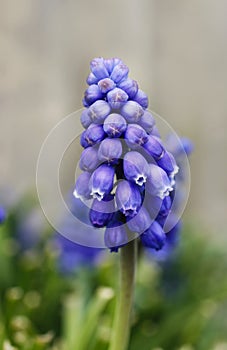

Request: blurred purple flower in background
left=0, top=207, right=6, bottom=224
left=54, top=195, right=104, bottom=275
left=16, top=207, right=46, bottom=250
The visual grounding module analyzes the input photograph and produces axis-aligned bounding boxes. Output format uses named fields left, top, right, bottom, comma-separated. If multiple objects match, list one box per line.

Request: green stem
left=109, top=239, right=137, bottom=350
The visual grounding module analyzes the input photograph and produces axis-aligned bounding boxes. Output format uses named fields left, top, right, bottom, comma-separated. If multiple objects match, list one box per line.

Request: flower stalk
left=109, top=238, right=137, bottom=350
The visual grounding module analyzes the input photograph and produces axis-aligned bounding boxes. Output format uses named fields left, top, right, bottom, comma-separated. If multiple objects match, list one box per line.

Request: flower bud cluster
left=74, top=57, right=180, bottom=252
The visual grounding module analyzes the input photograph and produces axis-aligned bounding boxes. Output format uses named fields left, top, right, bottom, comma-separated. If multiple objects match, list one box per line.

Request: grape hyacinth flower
left=74, top=57, right=180, bottom=253
left=72, top=57, right=192, bottom=350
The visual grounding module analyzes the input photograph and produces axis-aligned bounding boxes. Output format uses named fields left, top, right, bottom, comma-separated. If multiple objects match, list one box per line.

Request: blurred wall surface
left=0, top=1, right=226, bottom=234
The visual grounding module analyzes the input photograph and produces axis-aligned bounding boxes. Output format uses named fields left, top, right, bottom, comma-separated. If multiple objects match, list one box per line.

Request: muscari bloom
left=73, top=57, right=188, bottom=252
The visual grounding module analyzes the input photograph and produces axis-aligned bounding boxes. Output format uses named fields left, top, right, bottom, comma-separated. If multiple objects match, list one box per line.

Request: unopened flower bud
left=98, top=138, right=122, bottom=165
left=121, top=101, right=144, bottom=123
left=88, top=100, right=111, bottom=124
left=118, top=78, right=138, bottom=99
left=79, top=146, right=100, bottom=172
left=103, top=113, right=127, bottom=138
left=107, top=88, right=128, bottom=110
left=90, top=57, right=109, bottom=79
left=80, top=124, right=105, bottom=148
left=125, top=124, right=148, bottom=149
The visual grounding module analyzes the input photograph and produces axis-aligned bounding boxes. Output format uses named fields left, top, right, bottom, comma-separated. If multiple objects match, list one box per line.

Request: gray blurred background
left=1, top=0, right=226, bottom=235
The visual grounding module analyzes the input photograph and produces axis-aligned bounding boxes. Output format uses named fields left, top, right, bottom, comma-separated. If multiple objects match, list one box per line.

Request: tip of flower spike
left=76, top=57, right=182, bottom=247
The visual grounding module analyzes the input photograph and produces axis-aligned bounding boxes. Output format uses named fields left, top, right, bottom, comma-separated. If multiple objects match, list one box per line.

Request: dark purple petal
left=123, top=151, right=149, bottom=186
left=88, top=100, right=111, bottom=124
left=107, top=88, right=128, bottom=110
left=103, top=113, right=127, bottom=138
left=116, top=180, right=142, bottom=217
left=89, top=165, right=115, bottom=201
left=121, top=101, right=144, bottom=123
left=73, top=171, right=92, bottom=200
left=79, top=146, right=100, bottom=172
left=98, top=138, right=122, bottom=164
left=141, top=221, right=166, bottom=250
left=125, top=124, right=148, bottom=149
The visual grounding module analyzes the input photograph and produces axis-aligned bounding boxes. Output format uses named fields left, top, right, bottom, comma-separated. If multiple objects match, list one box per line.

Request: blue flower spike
left=75, top=57, right=184, bottom=252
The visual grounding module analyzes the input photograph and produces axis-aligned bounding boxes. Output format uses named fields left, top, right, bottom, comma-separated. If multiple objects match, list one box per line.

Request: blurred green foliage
left=0, top=199, right=227, bottom=350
